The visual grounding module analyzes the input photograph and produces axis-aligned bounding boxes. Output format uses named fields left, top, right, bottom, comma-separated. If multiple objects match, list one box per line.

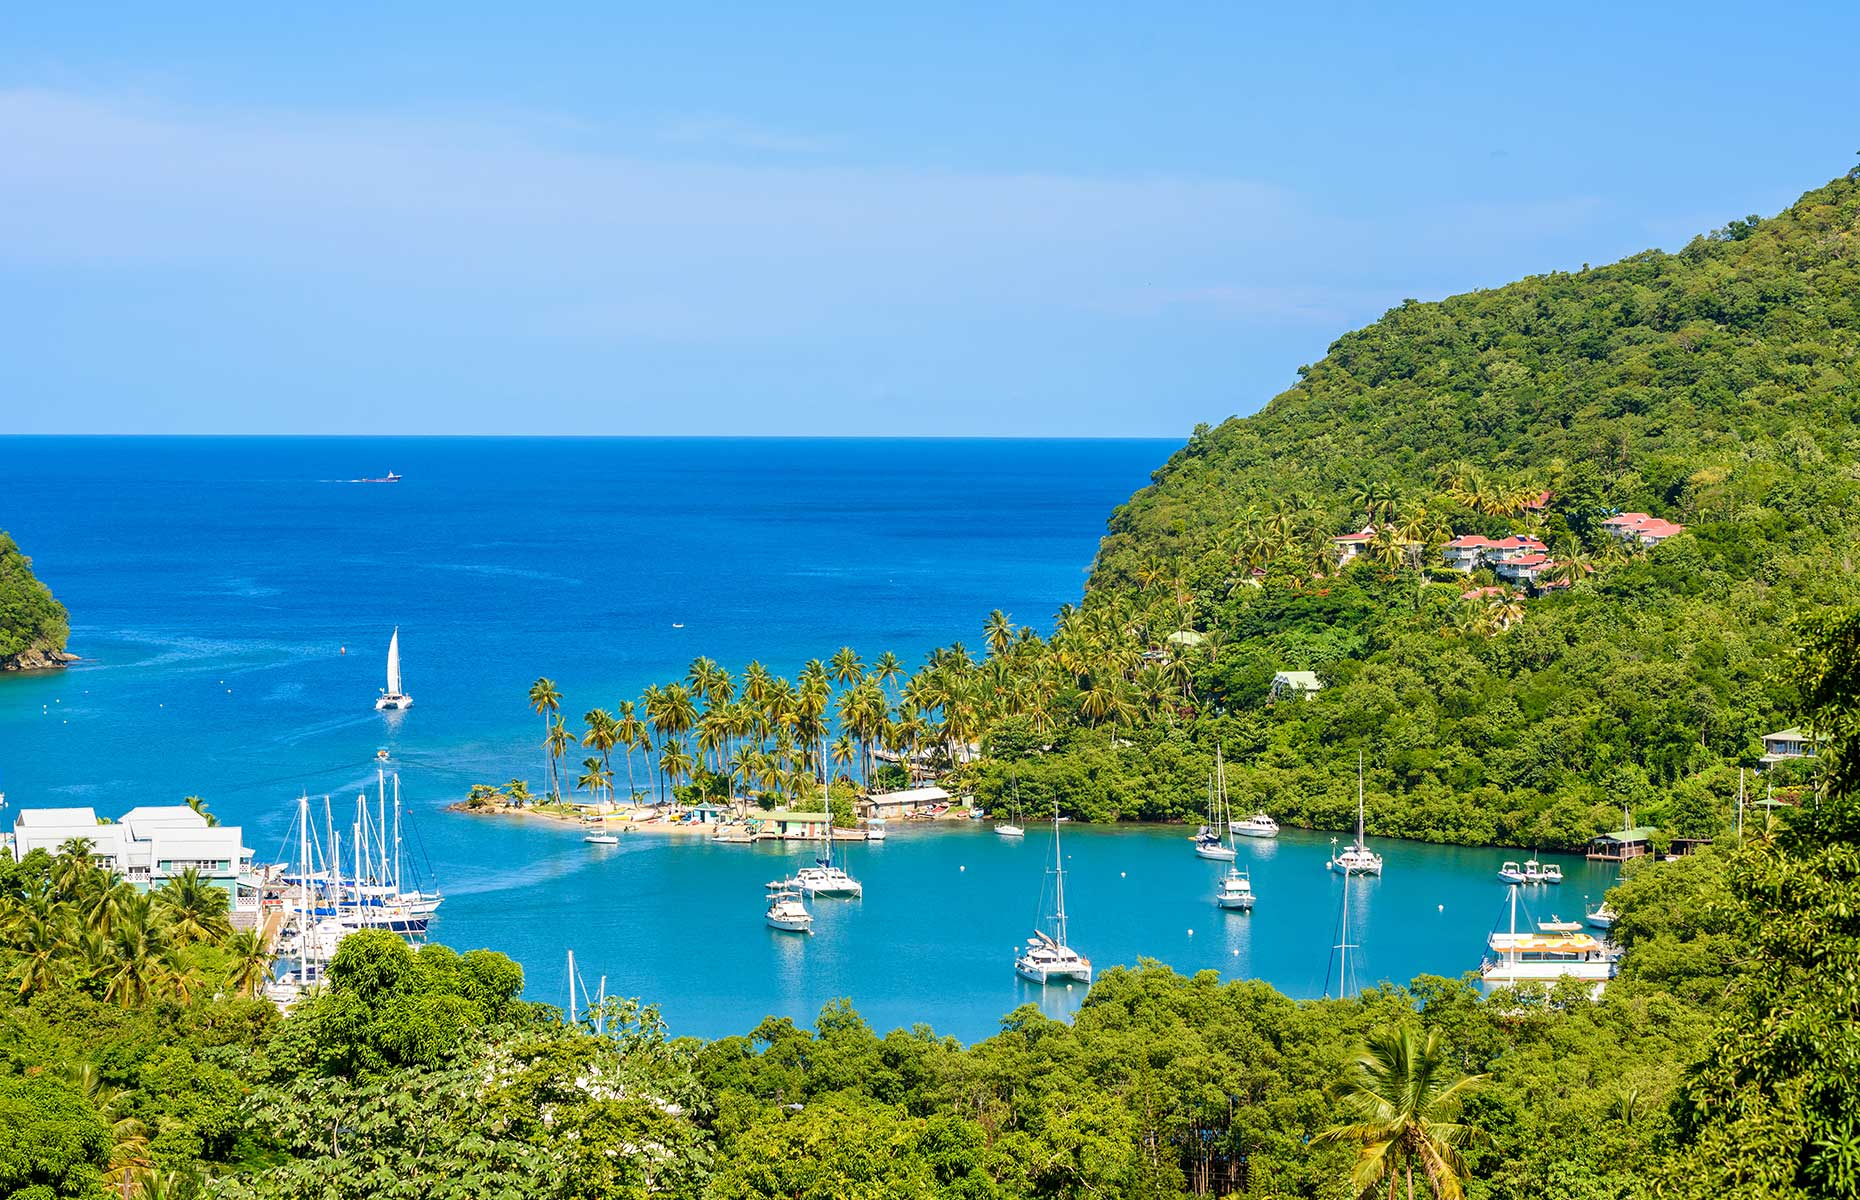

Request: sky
left=1, top=4, right=1856, bottom=437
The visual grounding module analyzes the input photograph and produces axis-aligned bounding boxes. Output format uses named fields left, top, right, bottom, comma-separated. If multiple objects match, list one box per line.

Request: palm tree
left=873, top=651, right=904, bottom=700
left=546, top=719, right=572, bottom=802
left=614, top=702, right=647, bottom=802
left=658, top=739, right=695, bottom=799
left=7, top=908, right=66, bottom=996
left=529, top=678, right=562, bottom=796
left=101, top=894, right=168, bottom=1006
left=54, top=838, right=98, bottom=896
left=829, top=734, right=856, bottom=781
left=1316, top=1024, right=1488, bottom=1200
left=64, top=1063, right=152, bottom=1182
left=576, top=756, right=613, bottom=805
left=829, top=646, right=863, bottom=689
left=154, top=869, right=232, bottom=946
left=582, top=708, right=618, bottom=786
left=225, top=928, right=272, bottom=998
left=182, top=796, right=219, bottom=827
left=983, top=610, right=1014, bottom=658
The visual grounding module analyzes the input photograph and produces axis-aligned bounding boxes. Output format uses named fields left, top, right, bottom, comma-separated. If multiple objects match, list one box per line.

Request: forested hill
left=0, top=531, right=71, bottom=671
left=1095, top=171, right=1859, bottom=584
left=1062, top=170, right=1860, bottom=847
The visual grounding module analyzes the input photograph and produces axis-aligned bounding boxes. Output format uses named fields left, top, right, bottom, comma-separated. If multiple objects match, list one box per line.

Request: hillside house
left=1761, top=727, right=1816, bottom=764
left=1330, top=527, right=1376, bottom=566
left=1602, top=512, right=1687, bottom=546
left=1494, top=553, right=1553, bottom=586
left=1269, top=670, right=1324, bottom=700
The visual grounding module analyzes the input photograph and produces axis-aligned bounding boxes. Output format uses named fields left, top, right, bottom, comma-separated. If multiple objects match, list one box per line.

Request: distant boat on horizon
left=375, top=627, right=412, bottom=711
left=358, top=471, right=402, bottom=483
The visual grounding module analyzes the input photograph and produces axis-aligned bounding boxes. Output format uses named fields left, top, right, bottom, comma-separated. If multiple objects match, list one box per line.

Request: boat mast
left=392, top=775, right=403, bottom=895
left=297, top=793, right=311, bottom=958
left=1051, top=802, right=1068, bottom=949
left=566, top=949, right=577, bottom=1025
left=1327, top=860, right=1356, bottom=997
left=1356, top=751, right=1366, bottom=849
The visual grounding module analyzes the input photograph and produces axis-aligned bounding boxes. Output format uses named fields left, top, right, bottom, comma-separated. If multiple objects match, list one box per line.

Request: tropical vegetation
left=0, top=528, right=70, bottom=670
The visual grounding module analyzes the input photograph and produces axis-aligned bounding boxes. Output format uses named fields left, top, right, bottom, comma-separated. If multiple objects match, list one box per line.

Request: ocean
left=0, top=436, right=1615, bottom=1040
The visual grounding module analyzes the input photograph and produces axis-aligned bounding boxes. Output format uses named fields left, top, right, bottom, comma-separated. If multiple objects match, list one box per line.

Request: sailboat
left=375, top=627, right=412, bottom=710
left=1193, top=748, right=1238, bottom=860
left=1014, top=803, right=1092, bottom=984
left=1328, top=753, right=1384, bottom=875
left=795, top=782, right=862, bottom=897
left=995, top=780, right=1025, bottom=838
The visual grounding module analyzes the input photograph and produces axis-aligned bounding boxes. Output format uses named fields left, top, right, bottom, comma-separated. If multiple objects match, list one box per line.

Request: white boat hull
left=1015, top=956, right=1092, bottom=985
left=766, top=912, right=812, bottom=932
left=1216, top=894, right=1255, bottom=910
left=1194, top=843, right=1236, bottom=861
left=584, top=834, right=620, bottom=845
left=995, top=825, right=1025, bottom=838
left=375, top=694, right=412, bottom=711
left=1232, top=826, right=1278, bottom=839
left=1330, top=856, right=1383, bottom=876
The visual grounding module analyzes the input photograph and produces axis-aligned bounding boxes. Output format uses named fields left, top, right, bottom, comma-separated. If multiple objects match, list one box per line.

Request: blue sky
left=2, top=4, right=1855, bottom=436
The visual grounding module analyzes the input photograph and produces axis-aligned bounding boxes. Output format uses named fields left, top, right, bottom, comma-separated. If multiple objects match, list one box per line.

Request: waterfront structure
left=8, top=804, right=260, bottom=926
left=1587, top=824, right=1656, bottom=862
left=1760, top=727, right=1816, bottom=764
left=759, top=809, right=833, bottom=840
left=858, top=785, right=952, bottom=821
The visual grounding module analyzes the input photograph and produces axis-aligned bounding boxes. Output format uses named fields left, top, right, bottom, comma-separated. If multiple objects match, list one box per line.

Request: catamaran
left=375, top=627, right=412, bottom=710
left=1015, top=803, right=1092, bottom=984
left=1193, top=747, right=1237, bottom=860
left=764, top=880, right=813, bottom=932
left=1328, top=753, right=1383, bottom=875
left=1482, top=885, right=1619, bottom=995
left=795, top=784, right=862, bottom=897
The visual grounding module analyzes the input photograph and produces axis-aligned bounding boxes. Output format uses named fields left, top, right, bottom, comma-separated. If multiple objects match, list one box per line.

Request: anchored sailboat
left=1014, top=802, right=1092, bottom=984
left=1328, top=752, right=1383, bottom=875
left=1193, top=747, right=1238, bottom=860
left=795, top=780, right=862, bottom=897
left=375, top=627, right=412, bottom=711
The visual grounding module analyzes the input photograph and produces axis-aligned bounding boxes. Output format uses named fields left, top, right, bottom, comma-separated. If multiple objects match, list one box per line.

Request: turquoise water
left=0, top=437, right=1619, bottom=1040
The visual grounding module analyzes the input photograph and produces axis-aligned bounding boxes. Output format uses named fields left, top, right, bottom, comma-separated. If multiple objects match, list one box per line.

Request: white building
left=1269, top=670, right=1324, bottom=700
left=8, top=804, right=261, bottom=926
left=1761, top=727, right=1815, bottom=764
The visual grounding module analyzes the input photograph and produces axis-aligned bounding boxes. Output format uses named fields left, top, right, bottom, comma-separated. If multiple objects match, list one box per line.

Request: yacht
left=1015, top=804, right=1092, bottom=985
left=1215, top=865, right=1255, bottom=910
left=1328, top=754, right=1383, bottom=875
left=1482, top=886, right=1619, bottom=994
left=764, top=880, right=813, bottom=933
left=996, top=786, right=1026, bottom=838
left=374, top=627, right=412, bottom=711
left=1232, top=811, right=1280, bottom=839
left=1585, top=902, right=1617, bottom=930
left=583, top=830, right=620, bottom=846
left=1193, top=748, right=1238, bottom=860
left=1497, top=860, right=1527, bottom=884
left=795, top=788, right=862, bottom=897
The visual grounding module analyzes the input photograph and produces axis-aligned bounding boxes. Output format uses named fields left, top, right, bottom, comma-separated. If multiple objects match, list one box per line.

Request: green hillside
left=0, top=531, right=70, bottom=671
left=1049, top=169, right=1860, bottom=847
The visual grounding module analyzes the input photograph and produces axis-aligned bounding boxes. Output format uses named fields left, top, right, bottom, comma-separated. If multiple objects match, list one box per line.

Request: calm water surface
left=0, top=437, right=1620, bottom=1040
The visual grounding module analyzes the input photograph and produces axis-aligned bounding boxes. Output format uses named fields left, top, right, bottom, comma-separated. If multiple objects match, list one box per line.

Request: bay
left=0, top=435, right=1620, bottom=1041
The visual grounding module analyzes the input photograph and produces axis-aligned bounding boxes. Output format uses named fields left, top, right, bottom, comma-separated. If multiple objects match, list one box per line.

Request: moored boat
left=1232, top=811, right=1280, bottom=839
left=374, top=627, right=412, bottom=710
left=764, top=880, right=813, bottom=932
left=1497, top=860, right=1526, bottom=884
left=1328, top=754, right=1384, bottom=875
left=1015, top=803, right=1091, bottom=985
left=1215, top=865, right=1255, bottom=910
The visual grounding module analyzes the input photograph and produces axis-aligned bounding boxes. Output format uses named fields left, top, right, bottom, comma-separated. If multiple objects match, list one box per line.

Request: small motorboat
left=1215, top=866, right=1255, bottom=910
left=1540, top=863, right=1564, bottom=884
left=864, top=818, right=887, bottom=842
left=1522, top=858, right=1545, bottom=884
left=583, top=832, right=620, bottom=846
left=1586, top=903, right=1617, bottom=930
left=1497, top=860, right=1527, bottom=884
left=1232, top=811, right=1280, bottom=839
left=765, top=881, right=812, bottom=933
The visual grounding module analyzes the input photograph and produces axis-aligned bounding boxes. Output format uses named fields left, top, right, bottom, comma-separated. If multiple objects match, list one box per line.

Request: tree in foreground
left=1663, top=606, right=1860, bottom=1199
left=1316, top=1023, right=1487, bottom=1200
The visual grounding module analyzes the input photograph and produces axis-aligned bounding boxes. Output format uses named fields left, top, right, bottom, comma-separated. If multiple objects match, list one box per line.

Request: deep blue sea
left=0, top=437, right=1618, bottom=1040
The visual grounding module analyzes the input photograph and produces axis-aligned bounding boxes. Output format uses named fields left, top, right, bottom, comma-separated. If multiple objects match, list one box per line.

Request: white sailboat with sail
left=375, top=627, right=412, bottom=710
left=1014, top=803, right=1092, bottom=984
